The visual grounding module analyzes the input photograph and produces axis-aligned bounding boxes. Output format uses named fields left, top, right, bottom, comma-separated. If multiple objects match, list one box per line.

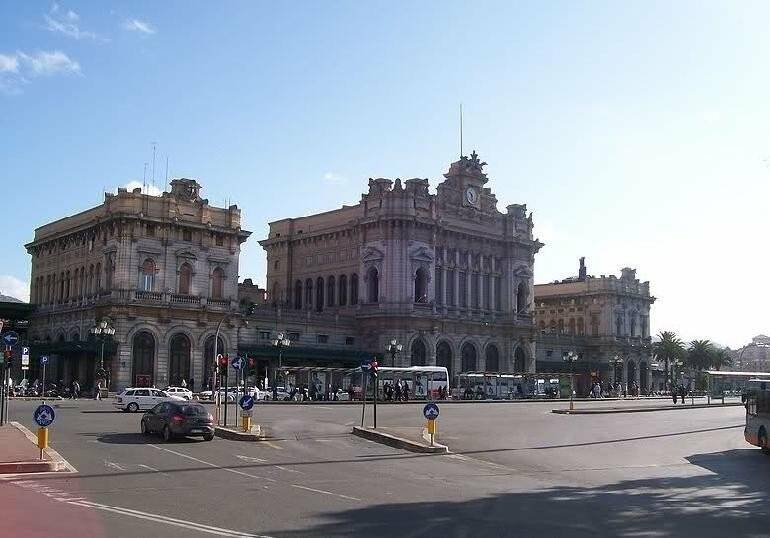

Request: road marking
left=67, top=500, right=272, bottom=537
left=104, top=460, right=127, bottom=472
left=261, top=441, right=283, bottom=450
left=138, top=464, right=170, bottom=476
left=275, top=465, right=302, bottom=474
left=290, top=484, right=361, bottom=502
left=235, top=454, right=268, bottom=463
left=149, top=445, right=276, bottom=482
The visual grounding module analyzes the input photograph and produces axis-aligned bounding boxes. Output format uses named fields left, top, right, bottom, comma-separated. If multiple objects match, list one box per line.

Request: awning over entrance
left=239, top=344, right=380, bottom=368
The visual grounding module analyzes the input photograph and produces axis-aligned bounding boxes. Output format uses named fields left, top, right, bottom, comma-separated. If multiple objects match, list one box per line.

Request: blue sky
left=1, top=1, right=768, bottom=347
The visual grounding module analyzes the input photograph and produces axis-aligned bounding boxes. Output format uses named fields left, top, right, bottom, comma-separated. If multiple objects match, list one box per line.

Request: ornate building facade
left=258, top=153, right=542, bottom=382
left=25, top=179, right=250, bottom=392
left=533, top=258, right=656, bottom=393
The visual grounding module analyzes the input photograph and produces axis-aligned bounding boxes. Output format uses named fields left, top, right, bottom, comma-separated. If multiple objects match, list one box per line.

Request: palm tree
left=686, top=340, right=715, bottom=371
left=653, top=331, right=684, bottom=391
left=710, top=347, right=733, bottom=371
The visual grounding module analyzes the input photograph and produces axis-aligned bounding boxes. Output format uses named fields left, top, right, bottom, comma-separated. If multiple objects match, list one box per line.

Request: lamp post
left=272, top=333, right=291, bottom=400
left=212, top=312, right=245, bottom=426
left=385, top=339, right=403, bottom=367
left=609, top=355, right=623, bottom=393
left=90, top=318, right=115, bottom=395
left=563, top=350, right=578, bottom=411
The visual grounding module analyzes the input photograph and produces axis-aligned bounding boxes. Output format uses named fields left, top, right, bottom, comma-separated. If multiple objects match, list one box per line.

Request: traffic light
left=218, top=354, right=229, bottom=367
left=370, top=360, right=378, bottom=378
left=4, top=349, right=13, bottom=367
left=247, top=357, right=256, bottom=369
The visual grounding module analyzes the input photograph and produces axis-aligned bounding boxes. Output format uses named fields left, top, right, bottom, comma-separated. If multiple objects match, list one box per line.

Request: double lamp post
left=90, top=318, right=115, bottom=395
left=562, top=350, right=578, bottom=411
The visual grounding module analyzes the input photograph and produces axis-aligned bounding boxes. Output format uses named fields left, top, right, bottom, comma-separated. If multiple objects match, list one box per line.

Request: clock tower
left=436, top=150, right=497, bottom=214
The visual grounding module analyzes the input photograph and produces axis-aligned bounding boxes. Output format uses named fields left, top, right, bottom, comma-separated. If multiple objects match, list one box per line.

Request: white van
left=114, top=388, right=185, bottom=412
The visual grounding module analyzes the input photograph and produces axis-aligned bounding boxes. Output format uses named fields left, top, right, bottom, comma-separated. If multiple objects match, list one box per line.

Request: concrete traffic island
left=352, top=426, right=448, bottom=453
left=553, top=402, right=744, bottom=415
left=0, top=422, right=72, bottom=474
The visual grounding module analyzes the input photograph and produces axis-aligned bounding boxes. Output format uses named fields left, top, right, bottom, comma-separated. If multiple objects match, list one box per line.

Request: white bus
left=355, top=366, right=449, bottom=400
left=744, top=378, right=770, bottom=454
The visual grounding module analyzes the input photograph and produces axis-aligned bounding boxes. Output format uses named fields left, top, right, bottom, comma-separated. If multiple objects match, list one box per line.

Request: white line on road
left=290, top=484, right=361, bottom=502
left=67, top=500, right=272, bottom=537
left=138, top=464, right=170, bottom=476
left=275, top=465, right=302, bottom=474
left=104, top=460, right=127, bottom=472
left=148, top=445, right=277, bottom=482
left=235, top=454, right=268, bottom=463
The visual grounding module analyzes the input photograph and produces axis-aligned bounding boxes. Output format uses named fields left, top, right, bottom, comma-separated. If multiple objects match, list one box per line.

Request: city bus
left=346, top=366, right=450, bottom=400
left=744, top=378, right=770, bottom=454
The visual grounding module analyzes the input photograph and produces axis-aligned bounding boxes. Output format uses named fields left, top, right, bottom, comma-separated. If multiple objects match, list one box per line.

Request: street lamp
left=272, top=333, right=291, bottom=400
left=385, top=339, right=403, bottom=367
left=90, top=318, right=116, bottom=394
left=609, top=355, right=624, bottom=388
left=563, top=350, right=578, bottom=411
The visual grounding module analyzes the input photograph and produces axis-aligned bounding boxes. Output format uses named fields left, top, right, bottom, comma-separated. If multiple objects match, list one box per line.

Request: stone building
left=258, top=152, right=542, bottom=382
left=24, top=179, right=250, bottom=392
left=533, top=258, right=655, bottom=393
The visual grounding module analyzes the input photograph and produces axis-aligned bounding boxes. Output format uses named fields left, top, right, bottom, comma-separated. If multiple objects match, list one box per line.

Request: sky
left=1, top=1, right=768, bottom=348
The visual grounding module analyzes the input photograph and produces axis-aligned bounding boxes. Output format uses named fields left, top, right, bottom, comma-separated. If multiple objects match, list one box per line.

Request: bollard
left=242, top=414, right=251, bottom=433
left=426, top=419, right=436, bottom=446
left=37, top=427, right=48, bottom=460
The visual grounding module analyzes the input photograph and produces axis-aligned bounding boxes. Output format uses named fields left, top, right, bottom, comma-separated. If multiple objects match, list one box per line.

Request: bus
left=347, top=366, right=449, bottom=400
left=744, top=378, right=770, bottom=454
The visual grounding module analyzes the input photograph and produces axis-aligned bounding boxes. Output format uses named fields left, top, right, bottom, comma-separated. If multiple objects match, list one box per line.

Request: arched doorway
left=514, top=346, right=526, bottom=372
left=411, top=339, right=427, bottom=366
left=639, top=361, right=649, bottom=394
left=203, top=335, right=225, bottom=391
left=367, top=267, right=379, bottom=303
left=132, top=331, right=155, bottom=387
left=414, top=268, right=428, bottom=303
left=627, top=361, right=637, bottom=387
left=436, top=341, right=453, bottom=385
left=461, top=342, right=477, bottom=372
left=169, top=333, right=191, bottom=387
left=485, top=345, right=500, bottom=372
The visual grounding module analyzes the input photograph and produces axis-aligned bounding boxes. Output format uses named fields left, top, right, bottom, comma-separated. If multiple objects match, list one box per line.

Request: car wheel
left=759, top=428, right=770, bottom=455
left=141, top=419, right=150, bottom=435
left=203, top=433, right=214, bottom=442
left=162, top=425, right=172, bottom=442
left=127, top=402, right=139, bottom=413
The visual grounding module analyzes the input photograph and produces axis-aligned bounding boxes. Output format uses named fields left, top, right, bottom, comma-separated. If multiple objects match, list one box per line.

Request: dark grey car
left=141, top=401, right=215, bottom=441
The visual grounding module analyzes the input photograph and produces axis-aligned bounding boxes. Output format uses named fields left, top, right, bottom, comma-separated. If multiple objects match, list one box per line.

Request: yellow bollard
left=426, top=419, right=437, bottom=446
left=242, top=415, right=251, bottom=433
left=37, top=427, right=48, bottom=456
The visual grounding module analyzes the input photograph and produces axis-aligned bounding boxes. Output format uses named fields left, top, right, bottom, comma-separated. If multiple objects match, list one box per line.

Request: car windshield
left=180, top=405, right=208, bottom=416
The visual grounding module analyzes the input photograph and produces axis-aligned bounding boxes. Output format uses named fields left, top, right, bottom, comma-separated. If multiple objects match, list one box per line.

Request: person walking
left=72, top=379, right=80, bottom=400
left=181, top=378, right=187, bottom=389
left=679, top=384, right=687, bottom=404
left=94, top=379, right=102, bottom=400
left=403, top=382, right=410, bottom=402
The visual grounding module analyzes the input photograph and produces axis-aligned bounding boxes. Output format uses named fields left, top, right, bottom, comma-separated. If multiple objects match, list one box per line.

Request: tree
left=710, top=347, right=733, bottom=371
left=686, top=340, right=715, bottom=371
left=653, top=331, right=684, bottom=390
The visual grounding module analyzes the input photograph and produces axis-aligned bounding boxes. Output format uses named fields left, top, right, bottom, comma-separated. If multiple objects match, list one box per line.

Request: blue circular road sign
left=2, top=331, right=19, bottom=346
left=34, top=404, right=55, bottom=427
left=40, top=355, right=49, bottom=365
left=423, top=402, right=440, bottom=420
left=231, top=356, right=244, bottom=370
left=239, top=394, right=254, bottom=411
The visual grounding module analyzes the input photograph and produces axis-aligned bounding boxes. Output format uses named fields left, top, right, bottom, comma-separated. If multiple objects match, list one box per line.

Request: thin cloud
left=122, top=181, right=162, bottom=197
left=123, top=19, right=156, bottom=35
left=0, top=54, right=19, bottom=73
left=323, top=172, right=347, bottom=184
left=0, top=50, right=80, bottom=94
left=44, top=3, right=97, bottom=40
left=0, top=275, right=30, bottom=302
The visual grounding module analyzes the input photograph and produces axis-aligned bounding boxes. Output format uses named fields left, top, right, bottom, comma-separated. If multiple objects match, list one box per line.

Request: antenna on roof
left=459, top=103, right=463, bottom=158
left=151, top=142, right=157, bottom=193
left=165, top=155, right=169, bottom=194
left=142, top=162, right=148, bottom=193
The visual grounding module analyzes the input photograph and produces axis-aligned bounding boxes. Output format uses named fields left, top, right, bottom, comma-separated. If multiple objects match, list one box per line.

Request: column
left=635, top=360, right=641, bottom=387
left=441, top=266, right=447, bottom=310
left=465, top=252, right=472, bottom=317
left=453, top=252, right=460, bottom=312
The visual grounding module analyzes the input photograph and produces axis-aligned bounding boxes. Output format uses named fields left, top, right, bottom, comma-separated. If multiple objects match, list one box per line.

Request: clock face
left=465, top=187, right=478, bottom=205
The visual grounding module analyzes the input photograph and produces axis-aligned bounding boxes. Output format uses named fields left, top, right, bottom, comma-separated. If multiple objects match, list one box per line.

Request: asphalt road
left=1, top=397, right=767, bottom=538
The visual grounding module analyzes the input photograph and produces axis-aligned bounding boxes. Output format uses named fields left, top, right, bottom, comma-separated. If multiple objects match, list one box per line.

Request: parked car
left=198, top=387, right=254, bottom=402
left=261, top=387, right=290, bottom=401
left=164, top=386, right=194, bottom=400
left=141, top=401, right=215, bottom=441
left=114, top=388, right=185, bottom=412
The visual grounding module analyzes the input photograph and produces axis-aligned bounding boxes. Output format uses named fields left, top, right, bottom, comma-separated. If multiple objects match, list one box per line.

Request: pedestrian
left=94, top=378, right=102, bottom=400
left=181, top=378, right=187, bottom=389
left=72, top=379, right=80, bottom=399
left=403, top=382, right=410, bottom=401
left=394, top=380, right=403, bottom=402
left=672, top=387, right=678, bottom=404
left=347, top=385, right=355, bottom=401
left=679, top=384, right=687, bottom=404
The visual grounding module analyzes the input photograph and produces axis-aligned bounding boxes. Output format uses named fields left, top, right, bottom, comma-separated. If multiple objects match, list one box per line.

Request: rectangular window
left=471, top=273, right=479, bottom=308
left=483, top=274, right=490, bottom=310
left=446, top=270, right=455, bottom=306
left=339, top=250, right=347, bottom=261
left=216, top=234, right=224, bottom=246
left=274, top=260, right=279, bottom=270
left=434, top=267, right=443, bottom=305
left=345, top=337, right=355, bottom=346
left=494, top=276, right=501, bottom=311
left=305, top=256, right=312, bottom=267
left=259, top=331, right=271, bottom=340
left=316, top=334, right=329, bottom=344
left=459, top=272, right=467, bottom=308
left=183, top=229, right=192, bottom=242
left=147, top=224, right=155, bottom=237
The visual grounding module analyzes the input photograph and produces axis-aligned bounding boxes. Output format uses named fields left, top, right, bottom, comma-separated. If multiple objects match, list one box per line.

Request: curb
left=196, top=396, right=676, bottom=406
left=352, top=426, right=448, bottom=453
left=552, top=402, right=744, bottom=415
left=214, top=425, right=265, bottom=441
left=1, top=422, right=75, bottom=475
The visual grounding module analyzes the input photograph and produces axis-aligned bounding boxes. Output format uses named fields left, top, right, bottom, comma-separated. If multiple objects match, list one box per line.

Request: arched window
left=350, top=274, right=359, bottom=305
left=630, top=315, right=637, bottom=337
left=568, top=318, right=576, bottom=335
left=80, top=266, right=86, bottom=297
left=95, top=263, right=102, bottom=293
left=65, top=270, right=71, bottom=299
left=132, top=331, right=155, bottom=387
left=516, top=282, right=527, bottom=312
left=140, top=259, right=155, bottom=291
left=616, top=314, right=623, bottom=336
left=367, top=267, right=379, bottom=303
left=169, top=333, right=191, bottom=386
left=485, top=345, right=500, bottom=372
left=461, top=343, right=477, bottom=372
left=211, top=267, right=225, bottom=299
left=305, top=279, right=313, bottom=309
left=549, top=319, right=557, bottom=333
left=558, top=319, right=564, bottom=334
left=294, top=280, right=303, bottom=309
left=591, top=316, right=599, bottom=337
left=514, top=347, right=526, bottom=372
left=327, top=276, right=335, bottom=307
left=411, top=339, right=427, bottom=366
left=316, top=277, right=325, bottom=312
left=338, top=275, right=348, bottom=306
left=577, top=318, right=585, bottom=336
left=88, top=265, right=94, bottom=296
left=204, top=335, right=225, bottom=391
left=73, top=269, right=79, bottom=298
left=436, top=341, right=453, bottom=384
left=414, top=267, right=428, bottom=303
left=105, top=255, right=114, bottom=291
left=179, top=263, right=193, bottom=295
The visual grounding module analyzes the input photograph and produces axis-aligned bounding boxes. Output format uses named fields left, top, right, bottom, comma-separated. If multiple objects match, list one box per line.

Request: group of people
left=383, top=380, right=411, bottom=401
left=671, top=384, right=688, bottom=404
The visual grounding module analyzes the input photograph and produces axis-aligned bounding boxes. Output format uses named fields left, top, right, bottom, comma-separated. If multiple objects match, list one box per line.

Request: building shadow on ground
left=268, top=449, right=770, bottom=538
left=88, top=432, right=200, bottom=445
